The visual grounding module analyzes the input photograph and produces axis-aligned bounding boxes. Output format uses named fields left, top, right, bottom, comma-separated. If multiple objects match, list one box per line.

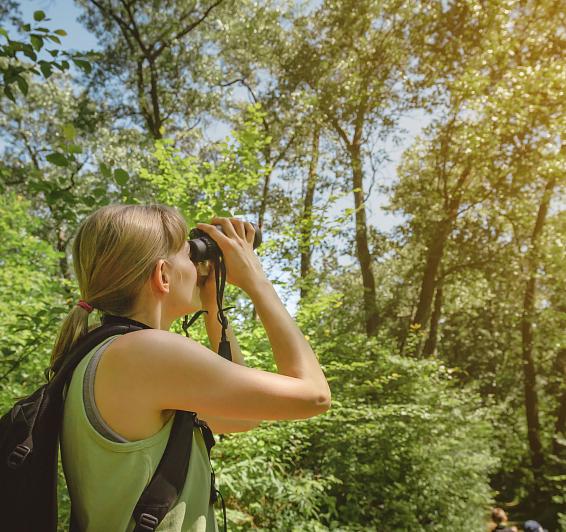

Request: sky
left=8, top=0, right=431, bottom=312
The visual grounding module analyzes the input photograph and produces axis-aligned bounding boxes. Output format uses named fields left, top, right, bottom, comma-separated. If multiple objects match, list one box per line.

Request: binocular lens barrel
left=188, top=222, right=262, bottom=262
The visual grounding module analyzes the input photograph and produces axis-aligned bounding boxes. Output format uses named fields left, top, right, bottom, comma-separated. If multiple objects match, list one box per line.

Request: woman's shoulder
left=111, top=327, right=184, bottom=353
left=116, top=327, right=204, bottom=358
left=93, top=329, right=182, bottom=441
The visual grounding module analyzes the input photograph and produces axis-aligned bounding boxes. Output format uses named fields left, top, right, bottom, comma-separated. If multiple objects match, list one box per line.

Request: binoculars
left=188, top=222, right=262, bottom=282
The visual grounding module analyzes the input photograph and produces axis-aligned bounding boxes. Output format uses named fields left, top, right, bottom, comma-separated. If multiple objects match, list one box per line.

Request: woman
left=55, top=204, right=331, bottom=531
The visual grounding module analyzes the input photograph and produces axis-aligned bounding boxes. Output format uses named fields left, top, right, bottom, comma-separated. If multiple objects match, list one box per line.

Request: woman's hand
left=196, top=217, right=267, bottom=295
left=197, top=261, right=219, bottom=312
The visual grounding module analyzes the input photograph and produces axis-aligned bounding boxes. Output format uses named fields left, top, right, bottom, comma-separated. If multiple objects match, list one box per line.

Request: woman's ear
left=151, top=259, right=171, bottom=294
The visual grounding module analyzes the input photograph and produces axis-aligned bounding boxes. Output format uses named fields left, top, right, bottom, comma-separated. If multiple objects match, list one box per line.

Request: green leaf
left=3, top=69, right=16, bottom=85
left=16, top=76, right=28, bottom=96
left=23, top=48, right=37, bottom=61
left=33, top=10, right=46, bottom=21
left=114, top=168, right=129, bottom=186
left=61, top=190, right=75, bottom=203
left=73, top=59, right=92, bottom=74
left=46, top=34, right=61, bottom=45
left=84, top=196, right=96, bottom=207
left=0, top=28, right=8, bottom=39
left=67, top=144, right=82, bottom=154
left=30, top=34, right=43, bottom=52
left=94, top=186, right=107, bottom=197
left=29, top=180, right=51, bottom=193
left=3, top=86, right=16, bottom=102
left=46, top=190, right=63, bottom=203
left=54, top=29, right=67, bottom=36
left=216, top=207, right=233, bottom=218
left=62, top=123, right=77, bottom=141
left=46, top=153, right=68, bottom=167
left=39, top=62, right=52, bottom=78
left=22, top=24, right=31, bottom=32
left=61, top=60, right=70, bottom=70
left=47, top=49, right=59, bottom=57
left=99, top=163, right=111, bottom=178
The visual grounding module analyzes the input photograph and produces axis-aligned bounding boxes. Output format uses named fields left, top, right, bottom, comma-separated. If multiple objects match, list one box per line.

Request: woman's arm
left=203, top=314, right=247, bottom=366
left=201, top=317, right=260, bottom=433
left=197, top=273, right=259, bottom=433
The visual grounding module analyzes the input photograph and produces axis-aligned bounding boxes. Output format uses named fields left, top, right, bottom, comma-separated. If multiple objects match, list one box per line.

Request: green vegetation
left=1, top=1, right=563, bottom=530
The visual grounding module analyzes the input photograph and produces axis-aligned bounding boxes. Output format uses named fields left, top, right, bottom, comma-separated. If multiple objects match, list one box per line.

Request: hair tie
left=77, top=300, right=94, bottom=313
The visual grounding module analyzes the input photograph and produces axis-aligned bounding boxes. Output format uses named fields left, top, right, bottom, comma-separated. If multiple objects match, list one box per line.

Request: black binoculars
left=188, top=222, right=262, bottom=263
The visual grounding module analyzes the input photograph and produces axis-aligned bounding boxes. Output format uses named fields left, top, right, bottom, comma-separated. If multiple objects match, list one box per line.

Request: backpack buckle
left=7, top=443, right=31, bottom=469
left=138, top=512, right=159, bottom=531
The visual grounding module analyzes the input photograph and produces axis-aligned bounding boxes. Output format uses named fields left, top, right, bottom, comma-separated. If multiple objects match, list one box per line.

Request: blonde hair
left=47, top=203, right=188, bottom=381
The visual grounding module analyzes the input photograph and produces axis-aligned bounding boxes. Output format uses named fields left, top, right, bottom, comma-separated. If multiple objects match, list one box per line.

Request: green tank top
left=60, top=334, right=219, bottom=532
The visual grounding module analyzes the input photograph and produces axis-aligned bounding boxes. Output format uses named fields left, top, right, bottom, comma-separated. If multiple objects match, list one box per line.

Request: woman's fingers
left=243, top=221, right=255, bottom=245
left=230, top=218, right=246, bottom=240
left=209, top=217, right=238, bottom=239
left=196, top=222, right=232, bottom=249
left=198, top=216, right=254, bottom=249
left=197, top=217, right=265, bottom=292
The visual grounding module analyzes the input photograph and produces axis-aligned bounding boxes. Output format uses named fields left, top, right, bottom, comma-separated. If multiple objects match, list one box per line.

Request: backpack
left=0, top=314, right=227, bottom=532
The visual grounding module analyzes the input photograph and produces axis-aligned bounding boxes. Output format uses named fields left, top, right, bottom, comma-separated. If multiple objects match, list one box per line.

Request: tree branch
left=151, top=0, right=224, bottom=60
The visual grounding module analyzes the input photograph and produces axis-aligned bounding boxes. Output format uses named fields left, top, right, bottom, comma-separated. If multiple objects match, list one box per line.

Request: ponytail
left=47, top=301, right=95, bottom=382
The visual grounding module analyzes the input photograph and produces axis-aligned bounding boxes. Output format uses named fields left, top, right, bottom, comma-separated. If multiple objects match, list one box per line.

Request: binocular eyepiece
left=188, top=222, right=262, bottom=263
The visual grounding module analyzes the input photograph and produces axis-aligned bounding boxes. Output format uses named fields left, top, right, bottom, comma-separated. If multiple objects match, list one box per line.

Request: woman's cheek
left=189, top=284, right=201, bottom=309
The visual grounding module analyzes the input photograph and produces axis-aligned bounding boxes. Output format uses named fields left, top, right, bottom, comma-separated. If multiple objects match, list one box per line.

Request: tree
left=278, top=0, right=420, bottom=336
left=75, top=0, right=225, bottom=141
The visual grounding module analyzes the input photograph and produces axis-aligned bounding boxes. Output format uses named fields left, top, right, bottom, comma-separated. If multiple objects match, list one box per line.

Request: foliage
left=136, top=102, right=271, bottom=227
left=296, top=291, right=498, bottom=530
left=0, top=1, right=564, bottom=530
left=0, top=10, right=92, bottom=102
left=0, top=192, right=68, bottom=407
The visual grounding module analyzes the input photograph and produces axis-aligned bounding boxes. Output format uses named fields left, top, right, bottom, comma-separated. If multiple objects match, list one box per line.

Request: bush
left=208, top=288, right=498, bottom=531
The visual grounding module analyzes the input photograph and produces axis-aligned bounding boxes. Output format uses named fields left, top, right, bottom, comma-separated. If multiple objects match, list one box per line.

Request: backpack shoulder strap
left=131, top=412, right=225, bottom=532
left=131, top=410, right=196, bottom=532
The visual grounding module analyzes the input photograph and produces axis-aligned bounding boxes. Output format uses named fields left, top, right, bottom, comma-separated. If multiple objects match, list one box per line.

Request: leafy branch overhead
left=0, top=10, right=94, bottom=102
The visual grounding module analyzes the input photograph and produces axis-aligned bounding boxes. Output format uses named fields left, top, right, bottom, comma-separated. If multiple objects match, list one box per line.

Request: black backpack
left=0, top=314, right=227, bottom=532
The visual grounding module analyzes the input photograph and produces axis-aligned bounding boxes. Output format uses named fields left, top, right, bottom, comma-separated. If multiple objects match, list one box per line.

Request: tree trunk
left=299, top=124, right=320, bottom=301
left=520, top=175, right=557, bottom=498
left=412, top=218, right=452, bottom=334
left=422, top=282, right=443, bottom=356
left=350, top=142, right=378, bottom=336
left=250, top=143, right=274, bottom=322
left=257, top=141, right=273, bottom=233
left=552, top=348, right=566, bottom=457
left=56, top=225, right=72, bottom=282
left=148, top=60, right=163, bottom=139
left=408, top=161, right=470, bottom=354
